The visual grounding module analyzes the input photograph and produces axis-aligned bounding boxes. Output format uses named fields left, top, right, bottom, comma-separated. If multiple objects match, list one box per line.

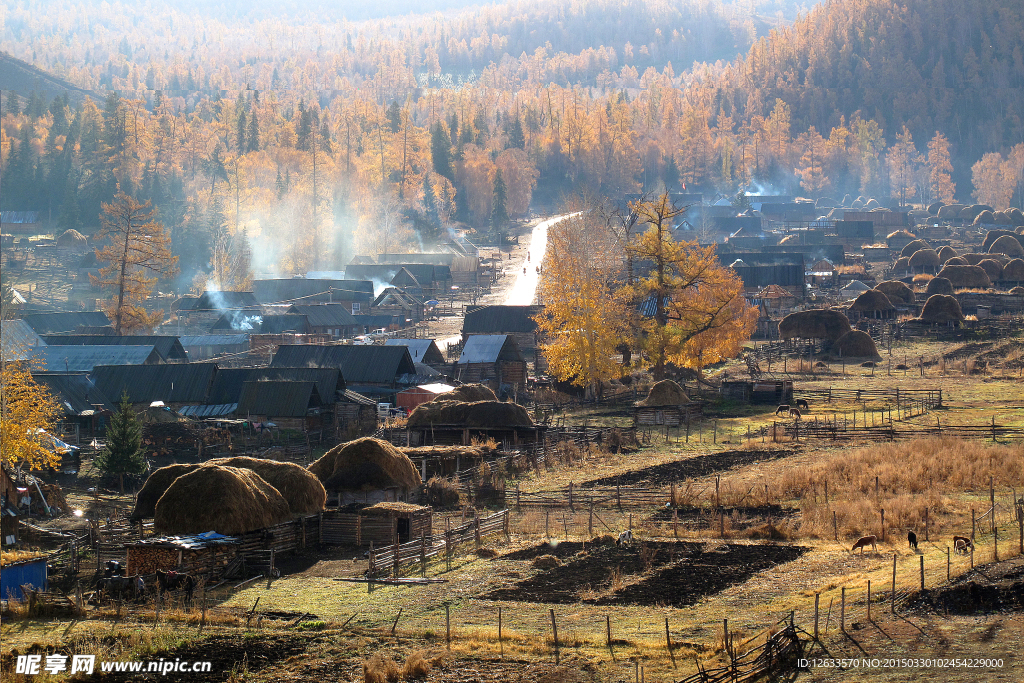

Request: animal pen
left=320, top=502, right=432, bottom=545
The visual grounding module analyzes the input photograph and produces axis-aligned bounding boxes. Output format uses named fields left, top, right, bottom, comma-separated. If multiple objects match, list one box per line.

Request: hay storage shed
left=310, top=438, right=422, bottom=506
left=925, top=277, right=955, bottom=296
left=899, top=239, right=930, bottom=258
left=918, top=295, right=965, bottom=326
left=207, top=457, right=326, bottom=515
left=131, top=464, right=200, bottom=521
left=935, top=264, right=992, bottom=289
left=908, top=248, right=940, bottom=273
left=634, top=380, right=702, bottom=426
left=405, top=398, right=536, bottom=446
left=56, top=229, right=88, bottom=251
left=154, top=466, right=292, bottom=536
left=976, top=259, right=1004, bottom=283
left=833, top=330, right=881, bottom=359
left=779, top=309, right=852, bottom=342
left=320, top=501, right=432, bottom=546
left=892, top=256, right=911, bottom=275
left=1002, top=259, right=1024, bottom=284
left=874, top=280, right=914, bottom=305
left=937, top=246, right=958, bottom=262
left=848, top=290, right=895, bottom=320
left=720, top=380, right=794, bottom=405
left=886, top=230, right=916, bottom=250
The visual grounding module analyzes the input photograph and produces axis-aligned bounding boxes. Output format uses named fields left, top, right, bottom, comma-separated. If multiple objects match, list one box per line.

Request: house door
left=397, top=517, right=410, bottom=543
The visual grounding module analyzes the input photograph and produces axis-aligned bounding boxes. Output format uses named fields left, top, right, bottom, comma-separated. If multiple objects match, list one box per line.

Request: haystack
left=833, top=330, right=881, bottom=359
left=208, top=456, right=325, bottom=515
left=637, top=379, right=690, bottom=407
left=849, top=290, right=895, bottom=316
left=936, top=264, right=991, bottom=289
left=962, top=253, right=987, bottom=265
left=918, top=295, right=965, bottom=325
left=900, top=239, right=930, bottom=258
left=936, top=245, right=958, bottom=262
left=893, top=257, right=911, bottom=273
left=131, top=464, right=199, bottom=521
left=779, top=234, right=799, bottom=245
left=309, top=438, right=421, bottom=492
left=56, top=229, right=88, bottom=250
left=875, top=280, right=914, bottom=305
left=401, top=445, right=494, bottom=460
left=779, top=309, right=852, bottom=342
left=936, top=204, right=965, bottom=221
left=927, top=202, right=944, bottom=215
left=851, top=198, right=864, bottom=209
left=908, top=248, right=940, bottom=271
left=973, top=210, right=995, bottom=226
left=431, top=384, right=497, bottom=403
left=925, top=277, right=954, bottom=296
left=944, top=256, right=968, bottom=266
left=989, top=234, right=1024, bottom=258
left=1009, top=208, right=1024, bottom=226
left=154, top=466, right=291, bottom=536
left=864, top=198, right=879, bottom=209
left=993, top=211, right=1012, bottom=225
left=976, top=259, right=1004, bottom=282
left=1002, top=259, right=1024, bottom=283
left=1010, top=286, right=1024, bottom=295
left=407, top=400, right=533, bottom=428
left=886, top=229, right=915, bottom=243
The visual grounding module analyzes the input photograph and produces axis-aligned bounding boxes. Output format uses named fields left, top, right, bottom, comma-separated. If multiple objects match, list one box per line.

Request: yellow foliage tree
left=0, top=361, right=63, bottom=471
left=92, top=192, right=179, bottom=334
left=628, top=193, right=757, bottom=380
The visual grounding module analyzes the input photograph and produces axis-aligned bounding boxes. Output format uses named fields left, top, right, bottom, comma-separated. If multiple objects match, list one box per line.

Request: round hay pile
left=131, top=464, right=200, bottom=521
left=918, top=295, right=965, bottom=325
left=432, top=384, right=497, bottom=403
left=875, top=280, right=914, bottom=305
left=972, top=210, right=995, bottom=226
left=779, top=309, right=852, bottom=342
left=982, top=230, right=1018, bottom=251
left=56, top=229, right=88, bottom=249
left=849, top=290, right=894, bottom=314
left=900, top=239, right=931, bottom=258
left=533, top=555, right=562, bottom=569
left=407, top=401, right=533, bottom=428
left=989, top=234, right=1024, bottom=258
left=925, top=277, right=954, bottom=296
left=851, top=198, right=864, bottom=209
left=154, top=465, right=291, bottom=536
left=309, top=438, right=421, bottom=491
left=976, top=259, right=1004, bottom=282
left=886, top=229, right=915, bottom=244
left=208, top=456, right=325, bottom=515
left=637, top=379, right=690, bottom=407
left=944, top=256, right=968, bottom=266
left=1009, top=208, right=1024, bottom=226
left=960, top=253, right=987, bottom=265
left=833, top=330, right=881, bottom=359
left=908, top=248, right=940, bottom=270
left=962, top=205, right=992, bottom=222
left=841, top=194, right=852, bottom=206
left=935, top=264, right=991, bottom=289
left=1002, top=259, right=1024, bottom=283
left=936, top=204, right=965, bottom=221
left=893, top=256, right=911, bottom=273
left=993, top=211, right=1012, bottom=225
left=864, top=198, right=879, bottom=209
left=937, top=246, right=958, bottom=262
left=927, top=202, right=944, bottom=215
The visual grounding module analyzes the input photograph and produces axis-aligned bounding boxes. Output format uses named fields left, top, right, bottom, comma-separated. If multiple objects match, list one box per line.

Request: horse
left=775, top=405, right=790, bottom=416
left=908, top=530, right=918, bottom=550
left=156, top=569, right=197, bottom=603
left=97, top=575, right=143, bottom=603
left=795, top=398, right=810, bottom=411
left=953, top=536, right=973, bottom=555
left=789, top=408, right=802, bottom=419
left=616, top=530, right=633, bottom=547
left=850, top=535, right=877, bottom=554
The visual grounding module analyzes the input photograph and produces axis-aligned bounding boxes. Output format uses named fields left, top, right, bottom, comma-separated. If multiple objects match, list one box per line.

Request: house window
left=351, top=302, right=361, bottom=312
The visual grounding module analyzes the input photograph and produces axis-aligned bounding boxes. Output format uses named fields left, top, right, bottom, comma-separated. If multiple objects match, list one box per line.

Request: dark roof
left=352, top=314, right=403, bottom=330
left=1, top=320, right=46, bottom=361
left=178, top=334, right=248, bottom=347
left=40, top=335, right=188, bottom=361
left=21, top=311, right=111, bottom=334
left=236, top=381, right=322, bottom=417
left=270, top=344, right=415, bottom=385
left=207, top=311, right=265, bottom=332
left=287, top=304, right=358, bottom=328
left=458, top=334, right=524, bottom=364
left=32, top=373, right=114, bottom=414
left=92, top=363, right=218, bottom=404
left=462, top=305, right=540, bottom=335
left=190, top=291, right=259, bottom=311
left=208, top=366, right=344, bottom=405
left=210, top=313, right=311, bottom=334
left=33, top=345, right=163, bottom=371
left=383, top=339, right=446, bottom=365
left=376, top=253, right=456, bottom=265
left=373, top=287, right=424, bottom=308
left=253, top=278, right=373, bottom=304
left=346, top=264, right=451, bottom=284
left=390, top=268, right=423, bottom=289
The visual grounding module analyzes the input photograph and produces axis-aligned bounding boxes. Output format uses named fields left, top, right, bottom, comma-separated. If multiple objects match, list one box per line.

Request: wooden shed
left=396, top=383, right=456, bottom=413
left=720, top=380, right=793, bottom=404
left=455, top=334, right=527, bottom=390
left=633, top=379, right=703, bottom=427
left=126, top=533, right=240, bottom=576
left=320, top=502, right=432, bottom=546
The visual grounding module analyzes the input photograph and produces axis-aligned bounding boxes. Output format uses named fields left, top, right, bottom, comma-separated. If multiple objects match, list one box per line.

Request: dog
left=953, top=536, right=973, bottom=555
left=795, top=398, right=810, bottom=411
left=908, top=530, right=918, bottom=550
left=616, top=530, right=633, bottom=547
left=775, top=405, right=790, bottom=416
left=850, top=535, right=877, bottom=554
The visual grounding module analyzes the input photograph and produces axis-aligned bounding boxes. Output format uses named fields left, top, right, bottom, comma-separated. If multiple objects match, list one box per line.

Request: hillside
left=0, top=52, right=95, bottom=100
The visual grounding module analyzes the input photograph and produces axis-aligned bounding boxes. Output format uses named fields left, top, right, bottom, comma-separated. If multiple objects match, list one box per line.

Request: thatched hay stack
left=944, top=256, right=968, bottom=266
left=875, top=280, right=914, bottom=305
left=973, top=210, right=995, bottom=226
left=908, top=248, right=940, bottom=270
left=1009, top=208, right=1024, bottom=226
left=962, top=205, right=992, bottom=222
left=849, top=290, right=895, bottom=314
left=833, top=330, right=881, bottom=359
left=918, top=295, right=965, bottom=325
left=989, top=234, right=1024, bottom=258
left=56, top=229, right=88, bottom=249
left=864, top=198, right=879, bottom=209
left=779, top=309, right=852, bottom=342
left=851, top=198, right=864, bottom=209
left=993, top=211, right=1012, bottom=225
left=886, top=229, right=915, bottom=244
left=310, top=438, right=421, bottom=491
left=1002, top=259, right=1024, bottom=283
left=936, top=204, right=965, bottom=221
left=935, top=264, right=992, bottom=289
left=961, top=253, right=987, bottom=265
left=893, top=256, right=911, bottom=273
left=927, top=202, right=944, bottom=215
left=982, top=229, right=1018, bottom=251
left=637, top=379, right=690, bottom=407
left=900, top=239, right=930, bottom=258
left=976, top=259, right=1004, bottom=282
left=1018, top=226, right=1024, bottom=235
left=937, top=245, right=958, bottom=262
left=432, top=384, right=497, bottom=403
left=407, top=400, right=533, bottom=428
left=841, top=194, right=853, bottom=206
left=925, top=277, right=954, bottom=296
left=154, top=466, right=291, bottom=535
left=131, top=464, right=199, bottom=521
left=208, top=456, right=325, bottom=514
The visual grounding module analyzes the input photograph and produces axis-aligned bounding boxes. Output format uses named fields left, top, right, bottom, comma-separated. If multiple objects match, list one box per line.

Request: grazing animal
left=850, top=535, right=878, bottom=554
left=789, top=408, right=802, bottom=419
left=616, top=530, right=633, bottom=547
left=953, top=536, right=974, bottom=555
left=908, top=531, right=918, bottom=550
left=795, top=398, right=810, bottom=411
left=156, top=569, right=197, bottom=603
left=97, top=575, right=142, bottom=603
left=775, top=405, right=790, bottom=416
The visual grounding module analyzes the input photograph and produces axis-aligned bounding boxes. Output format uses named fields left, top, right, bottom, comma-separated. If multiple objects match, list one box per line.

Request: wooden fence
left=677, top=620, right=804, bottom=683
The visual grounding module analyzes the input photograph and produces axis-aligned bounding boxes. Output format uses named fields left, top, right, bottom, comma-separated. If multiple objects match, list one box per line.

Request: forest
left=1, top=0, right=1022, bottom=288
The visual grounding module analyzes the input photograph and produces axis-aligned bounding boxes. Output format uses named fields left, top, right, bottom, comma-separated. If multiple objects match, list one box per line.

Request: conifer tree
left=95, top=392, right=146, bottom=493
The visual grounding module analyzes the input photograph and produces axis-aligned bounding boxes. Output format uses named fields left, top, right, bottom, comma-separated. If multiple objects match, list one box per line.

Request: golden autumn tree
left=628, top=193, right=757, bottom=380
left=0, top=361, right=64, bottom=471
left=534, top=206, right=626, bottom=397
left=927, top=132, right=956, bottom=204
left=92, top=192, right=179, bottom=334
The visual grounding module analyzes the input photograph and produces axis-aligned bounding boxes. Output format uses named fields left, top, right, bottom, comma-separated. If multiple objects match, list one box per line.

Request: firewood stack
left=127, top=543, right=238, bottom=576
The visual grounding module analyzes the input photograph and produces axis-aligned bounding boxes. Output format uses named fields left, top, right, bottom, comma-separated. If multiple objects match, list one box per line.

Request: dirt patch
left=910, top=555, right=1024, bottom=614
left=483, top=541, right=809, bottom=607
left=579, top=449, right=796, bottom=487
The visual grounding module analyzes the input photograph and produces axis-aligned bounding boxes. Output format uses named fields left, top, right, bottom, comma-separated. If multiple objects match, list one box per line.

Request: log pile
left=127, top=543, right=238, bottom=576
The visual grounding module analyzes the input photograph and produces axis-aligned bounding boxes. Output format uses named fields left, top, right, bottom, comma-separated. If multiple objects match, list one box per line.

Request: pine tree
left=95, top=392, right=146, bottom=493
left=236, top=107, right=247, bottom=154
left=5, top=90, right=20, bottom=116
left=430, top=122, right=455, bottom=182
left=491, top=169, right=510, bottom=230
left=246, top=108, right=260, bottom=152
left=506, top=115, right=525, bottom=149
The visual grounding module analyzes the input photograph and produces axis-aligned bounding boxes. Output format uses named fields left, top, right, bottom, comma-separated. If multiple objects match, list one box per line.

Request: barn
left=454, top=334, right=527, bottom=392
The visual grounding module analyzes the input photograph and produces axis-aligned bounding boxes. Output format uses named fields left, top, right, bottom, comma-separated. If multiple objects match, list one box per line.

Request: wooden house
left=179, top=291, right=260, bottom=327
left=254, top=278, right=374, bottom=312
left=454, top=334, right=527, bottom=390
left=286, top=304, right=362, bottom=339
left=40, top=335, right=189, bottom=362
left=320, top=502, right=432, bottom=546
left=461, top=305, right=542, bottom=364
left=720, top=380, right=793, bottom=404
left=235, top=380, right=323, bottom=431
left=270, top=344, right=416, bottom=402
left=383, top=338, right=446, bottom=369
left=372, top=287, right=425, bottom=325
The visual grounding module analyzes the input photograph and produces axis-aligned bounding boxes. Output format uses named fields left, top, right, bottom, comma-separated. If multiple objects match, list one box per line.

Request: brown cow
left=850, top=535, right=877, bottom=554
left=952, top=536, right=973, bottom=555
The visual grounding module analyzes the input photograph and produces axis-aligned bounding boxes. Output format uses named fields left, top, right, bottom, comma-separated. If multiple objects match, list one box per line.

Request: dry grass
left=364, top=654, right=401, bottom=683
left=0, top=550, right=47, bottom=566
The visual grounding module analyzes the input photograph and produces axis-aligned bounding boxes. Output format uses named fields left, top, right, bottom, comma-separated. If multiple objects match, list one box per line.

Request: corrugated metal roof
left=32, top=373, right=115, bottom=414
left=376, top=253, right=456, bottom=265
left=40, top=335, right=188, bottom=361
left=178, top=335, right=249, bottom=347
left=208, top=367, right=344, bottom=405
left=236, top=380, right=321, bottom=417
left=458, top=334, right=523, bottom=364
left=33, top=345, right=161, bottom=372
left=270, top=344, right=414, bottom=384
left=373, top=287, right=424, bottom=308
left=92, top=363, right=218, bottom=404
left=1, top=320, right=46, bottom=361
left=0, top=211, right=40, bottom=223
left=254, top=278, right=373, bottom=304
left=130, top=532, right=239, bottom=549
left=287, top=304, right=358, bottom=328
left=383, top=339, right=445, bottom=365
left=21, top=311, right=111, bottom=334
left=190, top=291, right=259, bottom=311
left=340, top=389, right=376, bottom=406
left=462, top=305, right=540, bottom=334
left=177, top=403, right=238, bottom=418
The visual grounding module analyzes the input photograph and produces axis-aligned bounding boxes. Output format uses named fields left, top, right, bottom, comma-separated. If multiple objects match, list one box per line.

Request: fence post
left=867, top=580, right=871, bottom=621
left=919, top=555, right=924, bottom=590
left=813, top=593, right=820, bottom=641
left=924, top=507, right=929, bottom=542
left=891, top=554, right=897, bottom=614
left=833, top=510, right=838, bottom=542
left=445, top=603, right=451, bottom=650
left=475, top=515, right=481, bottom=549
left=568, top=482, right=574, bottom=511
left=880, top=509, right=885, bottom=542
left=840, top=587, right=845, bottom=633
left=498, top=606, right=503, bottom=658
left=420, top=532, right=427, bottom=577
left=393, top=537, right=400, bottom=578
left=972, top=508, right=976, bottom=541
left=550, top=609, right=559, bottom=664
left=606, top=615, right=612, bottom=651
left=990, top=477, right=995, bottom=532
